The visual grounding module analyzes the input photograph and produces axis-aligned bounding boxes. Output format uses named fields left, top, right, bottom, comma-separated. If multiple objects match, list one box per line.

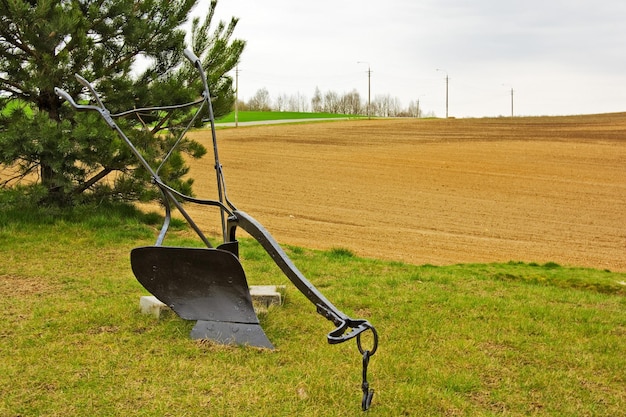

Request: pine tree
left=0, top=0, right=244, bottom=205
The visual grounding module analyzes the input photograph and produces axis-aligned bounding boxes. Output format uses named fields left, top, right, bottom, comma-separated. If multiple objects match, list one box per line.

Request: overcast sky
left=195, top=0, right=626, bottom=117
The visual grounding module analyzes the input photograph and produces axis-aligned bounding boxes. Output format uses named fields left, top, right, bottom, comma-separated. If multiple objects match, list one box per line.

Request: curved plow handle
left=54, top=84, right=105, bottom=115
left=184, top=48, right=201, bottom=66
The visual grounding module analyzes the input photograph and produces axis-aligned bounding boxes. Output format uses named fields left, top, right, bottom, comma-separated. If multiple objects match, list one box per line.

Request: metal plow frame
left=56, top=49, right=378, bottom=410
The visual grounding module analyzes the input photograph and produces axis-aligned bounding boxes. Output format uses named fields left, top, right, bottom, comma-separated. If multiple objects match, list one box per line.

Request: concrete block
left=139, top=295, right=170, bottom=319
left=139, top=285, right=285, bottom=319
left=250, top=285, right=286, bottom=310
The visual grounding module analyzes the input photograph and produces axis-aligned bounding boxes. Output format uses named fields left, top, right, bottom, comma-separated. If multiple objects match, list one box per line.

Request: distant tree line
left=240, top=87, right=433, bottom=118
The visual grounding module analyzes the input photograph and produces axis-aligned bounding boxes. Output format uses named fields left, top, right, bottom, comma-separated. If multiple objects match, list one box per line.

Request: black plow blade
left=130, top=246, right=273, bottom=349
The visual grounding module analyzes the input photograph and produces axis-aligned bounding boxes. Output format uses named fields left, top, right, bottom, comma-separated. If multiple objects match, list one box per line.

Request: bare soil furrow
left=181, top=115, right=626, bottom=271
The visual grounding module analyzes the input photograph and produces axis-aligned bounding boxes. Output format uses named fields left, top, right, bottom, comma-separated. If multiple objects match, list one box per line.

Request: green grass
left=216, top=111, right=356, bottom=123
left=1, top=201, right=625, bottom=416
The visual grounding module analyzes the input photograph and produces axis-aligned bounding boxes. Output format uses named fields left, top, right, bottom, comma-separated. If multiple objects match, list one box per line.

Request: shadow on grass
left=0, top=186, right=179, bottom=229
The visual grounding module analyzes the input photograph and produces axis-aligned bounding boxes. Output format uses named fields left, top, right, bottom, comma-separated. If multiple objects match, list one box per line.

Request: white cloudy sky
left=194, top=0, right=626, bottom=117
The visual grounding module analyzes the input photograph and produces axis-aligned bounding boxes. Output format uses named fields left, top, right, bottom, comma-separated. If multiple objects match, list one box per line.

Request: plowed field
left=184, top=114, right=626, bottom=272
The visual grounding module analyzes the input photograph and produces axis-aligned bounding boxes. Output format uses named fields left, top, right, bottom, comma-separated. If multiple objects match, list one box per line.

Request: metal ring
left=356, top=325, right=378, bottom=356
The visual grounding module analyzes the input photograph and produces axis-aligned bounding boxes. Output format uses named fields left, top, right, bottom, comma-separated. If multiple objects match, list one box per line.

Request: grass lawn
left=1, top=201, right=625, bottom=416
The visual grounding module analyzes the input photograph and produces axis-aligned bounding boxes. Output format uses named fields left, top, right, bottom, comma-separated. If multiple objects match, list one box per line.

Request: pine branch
left=73, top=166, right=114, bottom=195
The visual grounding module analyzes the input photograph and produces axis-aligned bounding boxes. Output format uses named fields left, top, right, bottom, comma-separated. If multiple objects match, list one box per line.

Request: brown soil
left=185, top=114, right=626, bottom=272
left=4, top=114, right=623, bottom=271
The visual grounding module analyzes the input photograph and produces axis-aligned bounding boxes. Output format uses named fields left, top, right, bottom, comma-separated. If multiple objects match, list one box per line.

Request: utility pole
left=445, top=74, right=449, bottom=118
left=357, top=61, right=371, bottom=119
left=234, top=66, right=239, bottom=127
left=436, top=69, right=449, bottom=118
left=502, top=84, right=514, bottom=117
left=367, top=67, right=371, bottom=119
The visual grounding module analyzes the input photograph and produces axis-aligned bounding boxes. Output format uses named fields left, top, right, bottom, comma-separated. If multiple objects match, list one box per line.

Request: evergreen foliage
left=0, top=0, right=244, bottom=205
